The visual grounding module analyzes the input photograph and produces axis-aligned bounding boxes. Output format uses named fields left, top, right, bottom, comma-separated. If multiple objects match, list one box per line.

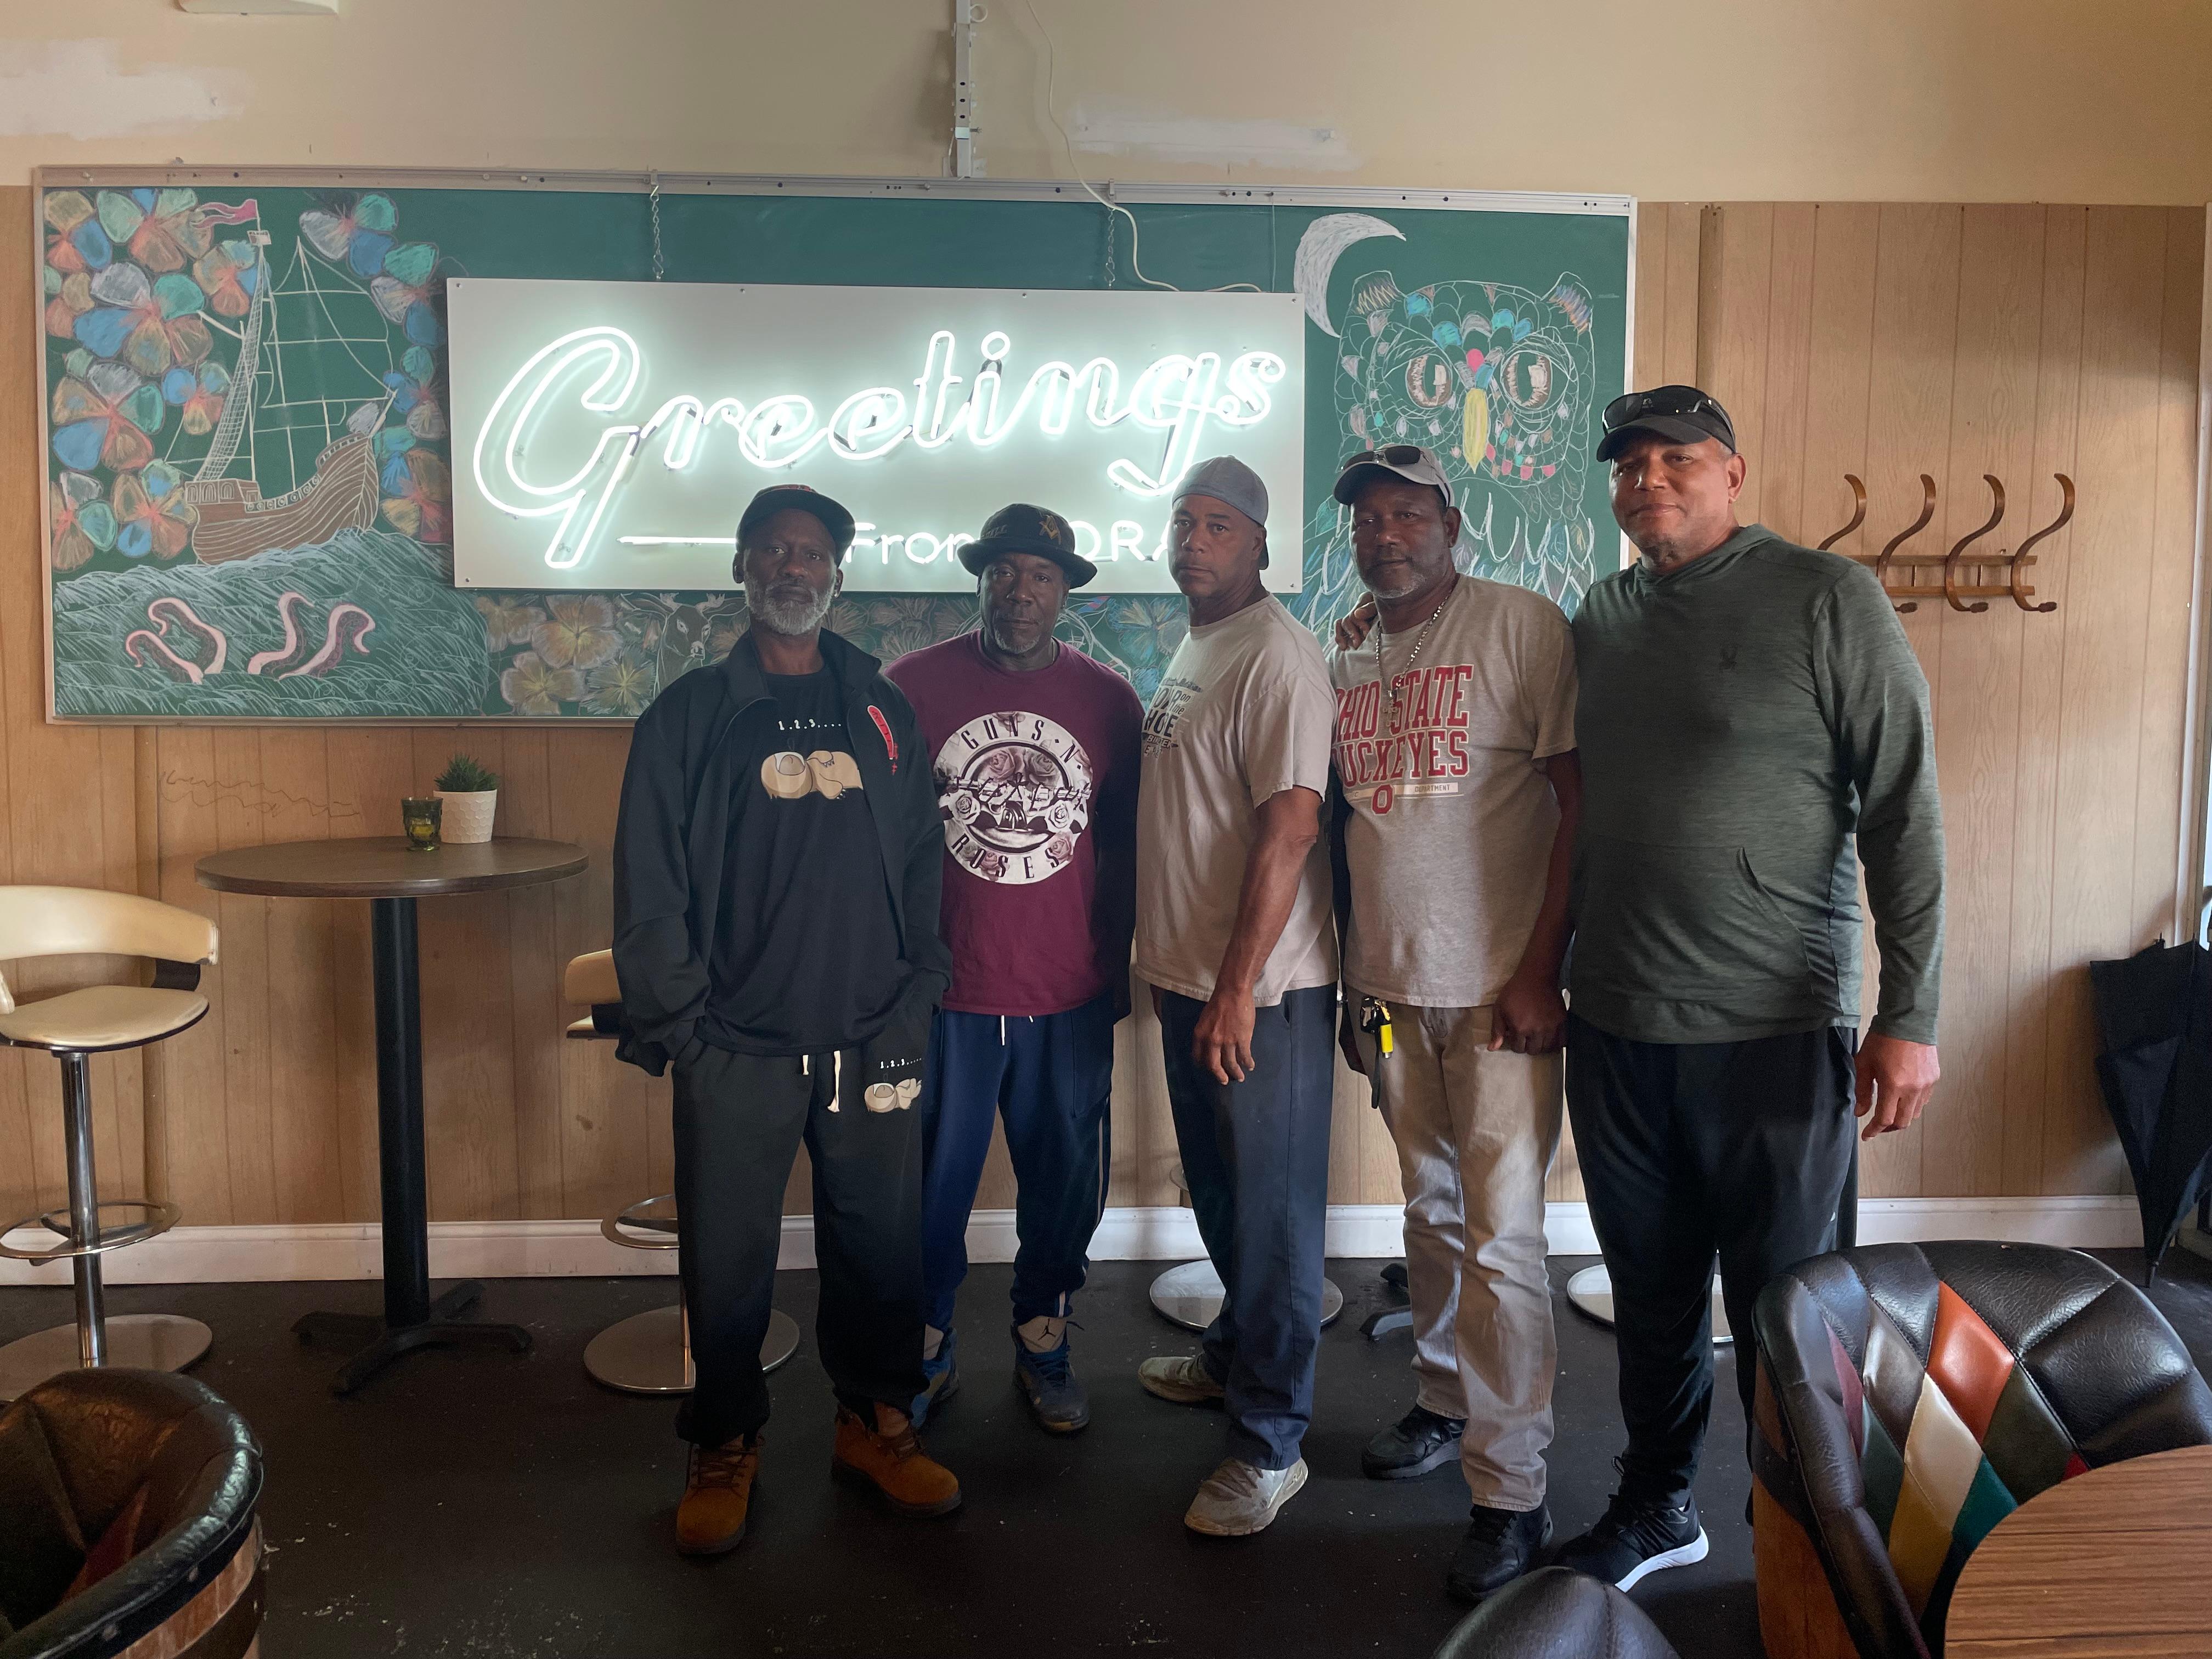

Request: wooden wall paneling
left=497, top=731, right=567, bottom=1219
left=207, top=729, right=278, bottom=1222
left=321, top=729, right=416, bottom=1221
left=411, top=728, right=519, bottom=1222
left=1921, top=204, right=2049, bottom=1198
left=1114, top=988, right=1174, bottom=1207
left=1799, top=206, right=1884, bottom=558
left=1855, top=204, right=1966, bottom=1199
left=549, top=729, right=655, bottom=1222
left=149, top=731, right=236, bottom=1225
left=2000, top=209, right=2089, bottom=1199
left=2140, top=213, right=2207, bottom=943
left=1757, top=204, right=1821, bottom=545
left=1662, top=202, right=1703, bottom=387
left=0, top=185, right=36, bottom=1229
left=256, top=730, right=342, bottom=1221
left=95, top=726, right=145, bottom=1205
left=1697, top=201, right=1776, bottom=524
left=1632, top=204, right=1669, bottom=393
left=2041, top=207, right=2177, bottom=1195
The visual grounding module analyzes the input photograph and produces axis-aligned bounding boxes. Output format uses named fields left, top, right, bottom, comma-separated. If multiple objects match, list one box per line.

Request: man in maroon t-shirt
left=885, top=503, right=1143, bottom=1435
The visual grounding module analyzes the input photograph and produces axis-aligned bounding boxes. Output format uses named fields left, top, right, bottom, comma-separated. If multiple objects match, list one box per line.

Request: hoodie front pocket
left=1572, top=834, right=1813, bottom=994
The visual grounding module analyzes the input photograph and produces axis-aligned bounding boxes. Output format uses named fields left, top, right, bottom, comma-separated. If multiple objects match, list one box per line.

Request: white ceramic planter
left=435, top=788, right=498, bottom=843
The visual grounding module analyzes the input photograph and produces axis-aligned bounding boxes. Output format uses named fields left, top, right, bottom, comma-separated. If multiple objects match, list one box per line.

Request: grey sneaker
left=1013, top=1329, right=1089, bottom=1434
left=1138, top=1353, right=1226, bottom=1406
left=1183, top=1457, right=1308, bottom=1536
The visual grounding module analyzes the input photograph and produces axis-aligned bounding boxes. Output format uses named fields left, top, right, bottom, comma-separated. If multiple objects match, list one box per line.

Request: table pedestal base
left=295, top=1280, right=531, bottom=1396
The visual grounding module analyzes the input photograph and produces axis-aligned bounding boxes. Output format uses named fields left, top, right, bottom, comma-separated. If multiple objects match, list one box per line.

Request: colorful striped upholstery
left=1751, top=1242, right=2212, bottom=1658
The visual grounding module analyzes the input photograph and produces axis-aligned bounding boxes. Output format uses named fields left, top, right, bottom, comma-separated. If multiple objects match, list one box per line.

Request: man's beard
left=745, top=576, right=834, bottom=636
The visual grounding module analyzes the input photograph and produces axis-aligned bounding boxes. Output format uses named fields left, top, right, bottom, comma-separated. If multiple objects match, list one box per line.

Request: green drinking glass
left=402, top=797, right=443, bottom=851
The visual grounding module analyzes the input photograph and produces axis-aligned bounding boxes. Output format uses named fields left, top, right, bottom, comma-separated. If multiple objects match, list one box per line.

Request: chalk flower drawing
left=500, top=650, right=584, bottom=715
left=531, top=595, right=622, bottom=671
left=583, top=656, right=656, bottom=718
left=473, top=596, right=545, bottom=650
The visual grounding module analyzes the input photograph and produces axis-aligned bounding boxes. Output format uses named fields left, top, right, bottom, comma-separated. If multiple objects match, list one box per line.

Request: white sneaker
left=1138, top=1353, right=1225, bottom=1406
left=1183, top=1457, right=1308, bottom=1536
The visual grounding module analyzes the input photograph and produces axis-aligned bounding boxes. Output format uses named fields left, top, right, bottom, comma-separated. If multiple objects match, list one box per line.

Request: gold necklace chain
left=1374, top=576, right=1457, bottom=730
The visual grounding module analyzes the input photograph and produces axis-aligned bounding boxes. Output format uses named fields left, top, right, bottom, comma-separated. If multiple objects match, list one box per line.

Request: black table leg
left=294, top=895, right=532, bottom=1395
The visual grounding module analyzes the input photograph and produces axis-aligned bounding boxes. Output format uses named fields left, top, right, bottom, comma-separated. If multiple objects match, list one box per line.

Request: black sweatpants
left=1564, top=1013, right=1857, bottom=1505
left=671, top=1044, right=928, bottom=1448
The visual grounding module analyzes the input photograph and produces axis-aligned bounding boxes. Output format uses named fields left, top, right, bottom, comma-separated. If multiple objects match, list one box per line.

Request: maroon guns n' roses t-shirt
left=886, top=633, right=1144, bottom=1017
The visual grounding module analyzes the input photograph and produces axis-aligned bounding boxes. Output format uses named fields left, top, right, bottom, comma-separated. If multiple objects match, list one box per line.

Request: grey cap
left=1333, top=444, right=1456, bottom=511
left=1173, top=455, right=1269, bottom=529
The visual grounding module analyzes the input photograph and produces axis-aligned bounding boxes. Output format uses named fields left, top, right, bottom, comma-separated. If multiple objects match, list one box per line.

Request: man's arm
left=891, top=697, right=954, bottom=1003
left=1492, top=750, right=1581, bottom=1054
left=1820, top=569, right=1945, bottom=1138
left=611, top=704, right=709, bottom=1075
left=1192, top=785, right=1324, bottom=1085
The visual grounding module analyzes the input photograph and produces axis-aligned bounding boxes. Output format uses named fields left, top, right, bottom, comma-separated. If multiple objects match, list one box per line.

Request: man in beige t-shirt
left=1132, top=455, right=1340, bottom=1541
left=1327, top=445, right=1580, bottom=1606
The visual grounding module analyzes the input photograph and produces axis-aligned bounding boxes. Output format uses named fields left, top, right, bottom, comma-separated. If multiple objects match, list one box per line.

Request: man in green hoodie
left=1551, top=386, right=1944, bottom=1592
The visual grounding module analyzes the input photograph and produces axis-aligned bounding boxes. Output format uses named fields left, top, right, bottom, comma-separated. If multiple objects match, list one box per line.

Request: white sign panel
left=446, top=279, right=1305, bottom=593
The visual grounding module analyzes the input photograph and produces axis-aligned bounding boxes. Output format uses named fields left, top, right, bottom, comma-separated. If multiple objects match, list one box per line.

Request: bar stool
left=1148, top=1161, right=1343, bottom=1332
left=563, top=950, right=798, bottom=1393
left=0, top=887, right=219, bottom=1401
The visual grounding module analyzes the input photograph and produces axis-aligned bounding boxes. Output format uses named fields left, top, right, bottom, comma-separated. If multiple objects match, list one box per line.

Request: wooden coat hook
left=2006, top=475, right=2074, bottom=614
left=1943, top=475, right=2005, bottom=614
left=1875, top=475, right=1938, bottom=614
left=1818, top=476, right=1867, bottom=551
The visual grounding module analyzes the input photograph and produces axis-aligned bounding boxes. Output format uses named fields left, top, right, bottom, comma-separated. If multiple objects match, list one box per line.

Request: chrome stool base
left=0, top=1313, right=212, bottom=1403
left=1148, top=1259, right=1343, bottom=1333
left=1565, top=1262, right=1734, bottom=1346
left=584, top=1305, right=799, bottom=1395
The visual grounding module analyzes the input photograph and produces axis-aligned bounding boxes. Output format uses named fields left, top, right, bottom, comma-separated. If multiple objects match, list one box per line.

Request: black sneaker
left=1445, top=1503, right=1552, bottom=1604
left=1553, top=1491, right=1710, bottom=1591
left=1362, top=1404, right=1466, bottom=1480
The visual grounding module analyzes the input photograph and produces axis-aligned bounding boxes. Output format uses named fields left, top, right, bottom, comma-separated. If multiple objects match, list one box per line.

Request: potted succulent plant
left=433, top=753, right=499, bottom=843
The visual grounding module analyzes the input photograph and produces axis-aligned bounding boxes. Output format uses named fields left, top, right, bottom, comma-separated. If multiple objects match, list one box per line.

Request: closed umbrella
left=2087, top=936, right=2212, bottom=1282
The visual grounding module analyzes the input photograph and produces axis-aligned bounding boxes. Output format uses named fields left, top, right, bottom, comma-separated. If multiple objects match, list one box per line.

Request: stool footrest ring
left=0, top=1198, right=181, bottom=1263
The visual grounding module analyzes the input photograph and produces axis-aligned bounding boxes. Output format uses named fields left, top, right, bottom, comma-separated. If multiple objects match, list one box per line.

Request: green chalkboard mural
left=40, top=180, right=1627, bottom=719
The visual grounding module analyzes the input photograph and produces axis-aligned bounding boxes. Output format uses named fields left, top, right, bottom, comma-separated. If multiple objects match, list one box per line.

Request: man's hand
left=1193, top=989, right=1259, bottom=1085
left=1489, top=970, right=1567, bottom=1055
left=1338, top=999, right=1367, bottom=1077
left=1855, top=1032, right=1939, bottom=1141
left=1334, top=594, right=1378, bottom=651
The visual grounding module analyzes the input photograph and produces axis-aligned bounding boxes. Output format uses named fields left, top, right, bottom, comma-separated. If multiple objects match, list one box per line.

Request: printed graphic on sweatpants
left=930, top=711, right=1094, bottom=886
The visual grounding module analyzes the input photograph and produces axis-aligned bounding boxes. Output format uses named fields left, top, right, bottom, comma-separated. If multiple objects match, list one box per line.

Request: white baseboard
left=0, top=1196, right=2143, bottom=1287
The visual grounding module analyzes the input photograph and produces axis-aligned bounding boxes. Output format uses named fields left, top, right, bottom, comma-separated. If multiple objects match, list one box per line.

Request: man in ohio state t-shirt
left=885, top=503, right=1142, bottom=1438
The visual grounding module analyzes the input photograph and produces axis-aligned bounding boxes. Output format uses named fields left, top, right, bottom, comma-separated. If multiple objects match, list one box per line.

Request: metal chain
left=1375, top=575, right=1457, bottom=732
left=648, top=171, right=665, bottom=281
left=1103, top=200, right=1115, bottom=290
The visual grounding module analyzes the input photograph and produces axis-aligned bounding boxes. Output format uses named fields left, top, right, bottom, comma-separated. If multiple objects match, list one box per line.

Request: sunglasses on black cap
left=1601, top=385, right=1734, bottom=437
left=1339, top=444, right=1430, bottom=470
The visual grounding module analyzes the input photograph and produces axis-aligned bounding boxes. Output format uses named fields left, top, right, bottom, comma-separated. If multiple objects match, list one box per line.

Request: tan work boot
left=831, top=1403, right=963, bottom=1516
left=675, top=1434, right=760, bottom=1556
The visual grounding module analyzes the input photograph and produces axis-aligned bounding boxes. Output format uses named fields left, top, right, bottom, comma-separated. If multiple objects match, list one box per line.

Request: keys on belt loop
left=1358, top=995, right=1395, bottom=1060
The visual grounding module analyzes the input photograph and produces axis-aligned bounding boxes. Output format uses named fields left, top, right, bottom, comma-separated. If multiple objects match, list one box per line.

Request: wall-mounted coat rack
left=1817, top=473, right=2075, bottom=615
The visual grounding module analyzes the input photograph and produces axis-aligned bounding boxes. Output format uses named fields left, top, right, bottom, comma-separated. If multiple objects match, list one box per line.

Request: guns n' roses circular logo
left=932, top=712, right=1094, bottom=886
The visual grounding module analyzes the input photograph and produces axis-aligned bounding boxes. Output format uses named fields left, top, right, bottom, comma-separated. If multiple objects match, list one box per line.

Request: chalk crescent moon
left=1293, top=213, right=1407, bottom=338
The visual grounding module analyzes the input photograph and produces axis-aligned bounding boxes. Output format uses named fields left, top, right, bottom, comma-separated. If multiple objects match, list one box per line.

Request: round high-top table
left=1946, top=1443, right=2212, bottom=1656
left=198, top=836, right=588, bottom=1395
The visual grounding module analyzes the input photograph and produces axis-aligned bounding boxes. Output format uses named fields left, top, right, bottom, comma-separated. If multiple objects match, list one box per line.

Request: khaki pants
left=1356, top=1001, right=1562, bottom=1511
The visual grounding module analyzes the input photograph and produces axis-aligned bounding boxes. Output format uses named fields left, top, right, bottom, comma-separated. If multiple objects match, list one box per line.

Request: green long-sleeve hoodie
left=1568, top=524, right=1944, bottom=1045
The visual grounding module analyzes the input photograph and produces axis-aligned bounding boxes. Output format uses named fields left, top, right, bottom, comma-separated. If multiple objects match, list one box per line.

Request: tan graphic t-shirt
left=1328, top=575, right=1576, bottom=1008
left=1136, top=596, right=1339, bottom=1007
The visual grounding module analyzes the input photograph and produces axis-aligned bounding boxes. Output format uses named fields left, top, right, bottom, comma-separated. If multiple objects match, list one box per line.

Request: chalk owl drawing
left=1290, top=215, right=1602, bottom=627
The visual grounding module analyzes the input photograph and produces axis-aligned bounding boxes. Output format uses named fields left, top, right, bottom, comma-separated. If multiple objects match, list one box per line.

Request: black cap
left=1594, top=385, right=1737, bottom=462
left=736, top=484, right=856, bottom=552
left=957, top=503, right=1097, bottom=588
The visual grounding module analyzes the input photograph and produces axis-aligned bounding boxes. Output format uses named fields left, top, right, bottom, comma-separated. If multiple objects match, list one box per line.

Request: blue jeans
left=918, top=994, right=1116, bottom=1334
left=1159, top=984, right=1336, bottom=1471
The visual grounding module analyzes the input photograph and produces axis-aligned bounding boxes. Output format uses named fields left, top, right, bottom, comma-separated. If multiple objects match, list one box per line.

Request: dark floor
left=5, top=1250, right=2210, bottom=1658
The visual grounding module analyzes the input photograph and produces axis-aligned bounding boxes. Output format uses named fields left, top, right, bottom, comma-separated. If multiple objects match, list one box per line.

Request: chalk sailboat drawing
left=179, top=211, right=392, bottom=563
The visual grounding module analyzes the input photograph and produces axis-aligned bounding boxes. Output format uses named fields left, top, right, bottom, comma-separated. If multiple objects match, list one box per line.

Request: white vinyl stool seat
left=0, top=986, right=208, bottom=1052
left=0, top=885, right=219, bottom=1402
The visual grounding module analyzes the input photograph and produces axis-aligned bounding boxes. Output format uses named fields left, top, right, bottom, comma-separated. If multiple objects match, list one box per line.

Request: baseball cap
left=736, top=483, right=856, bottom=552
left=1333, top=443, right=1457, bottom=510
left=1173, top=455, right=1269, bottom=529
left=1594, top=385, right=1737, bottom=462
left=958, top=503, right=1097, bottom=588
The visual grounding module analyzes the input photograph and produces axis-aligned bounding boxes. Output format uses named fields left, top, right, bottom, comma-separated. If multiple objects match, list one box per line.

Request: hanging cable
left=648, top=170, right=665, bottom=281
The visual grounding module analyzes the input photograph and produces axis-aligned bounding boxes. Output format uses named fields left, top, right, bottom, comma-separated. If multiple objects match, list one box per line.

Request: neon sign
left=446, top=280, right=1306, bottom=595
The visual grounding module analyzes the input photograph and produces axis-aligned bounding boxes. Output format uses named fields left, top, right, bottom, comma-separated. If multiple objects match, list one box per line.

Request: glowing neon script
left=470, top=327, right=1286, bottom=571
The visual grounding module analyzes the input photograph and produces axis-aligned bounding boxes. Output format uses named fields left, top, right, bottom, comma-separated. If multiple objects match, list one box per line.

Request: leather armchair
left=1752, top=1240, right=2212, bottom=1659
left=0, top=1369, right=263, bottom=1659
left=1430, top=1567, right=1681, bottom=1659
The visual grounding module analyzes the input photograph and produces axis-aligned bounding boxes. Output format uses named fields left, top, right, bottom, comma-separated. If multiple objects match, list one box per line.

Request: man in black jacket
left=613, top=483, right=960, bottom=1557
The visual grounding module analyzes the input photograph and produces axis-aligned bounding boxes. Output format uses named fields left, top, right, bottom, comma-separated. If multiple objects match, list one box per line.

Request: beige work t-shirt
left=1136, top=596, right=1339, bottom=1007
left=1328, top=575, right=1576, bottom=1008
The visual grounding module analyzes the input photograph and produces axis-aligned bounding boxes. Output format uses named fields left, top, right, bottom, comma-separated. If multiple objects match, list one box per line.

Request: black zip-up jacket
left=611, top=628, right=952, bottom=1075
